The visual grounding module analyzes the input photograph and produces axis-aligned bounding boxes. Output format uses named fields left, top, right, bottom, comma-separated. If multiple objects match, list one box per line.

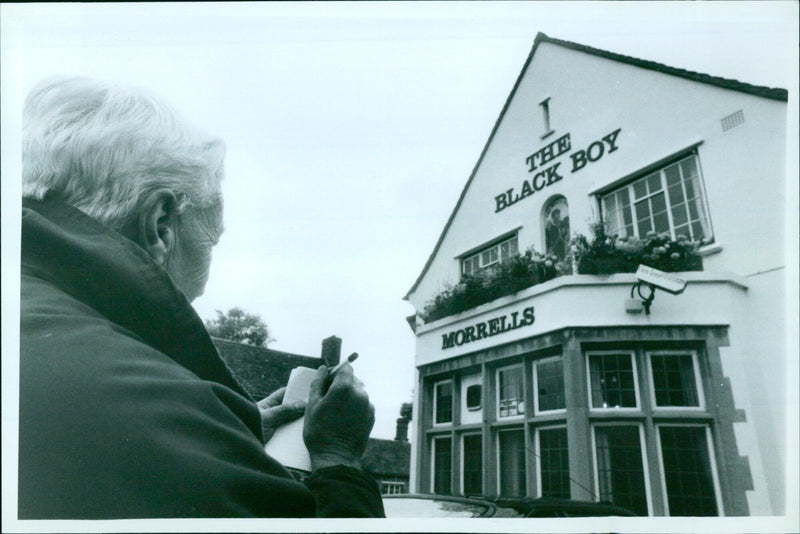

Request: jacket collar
left=21, top=196, right=251, bottom=400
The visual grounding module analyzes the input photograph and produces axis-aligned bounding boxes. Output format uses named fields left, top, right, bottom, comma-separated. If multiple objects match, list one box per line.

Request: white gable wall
left=407, top=39, right=788, bottom=515
left=407, top=42, right=786, bottom=312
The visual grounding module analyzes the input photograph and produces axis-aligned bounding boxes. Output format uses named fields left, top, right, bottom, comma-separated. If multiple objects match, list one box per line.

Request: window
left=594, top=425, right=648, bottom=516
left=498, top=429, right=526, bottom=496
left=534, top=358, right=565, bottom=413
left=543, top=196, right=570, bottom=261
left=497, top=365, right=525, bottom=418
left=465, top=385, right=482, bottom=411
left=658, top=425, right=719, bottom=516
left=649, top=352, right=702, bottom=408
left=602, top=155, right=711, bottom=242
left=432, top=437, right=452, bottom=494
left=381, top=481, right=406, bottom=495
left=588, top=352, right=639, bottom=409
left=461, top=235, right=518, bottom=277
left=538, top=426, right=570, bottom=499
left=462, top=433, right=483, bottom=495
left=434, top=380, right=453, bottom=425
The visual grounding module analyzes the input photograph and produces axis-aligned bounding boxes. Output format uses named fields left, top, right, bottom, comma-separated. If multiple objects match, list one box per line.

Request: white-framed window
left=587, top=351, right=640, bottom=410
left=656, top=424, right=722, bottom=516
left=433, top=380, right=453, bottom=425
left=460, top=374, right=483, bottom=425
left=533, top=357, right=566, bottom=414
left=602, top=154, right=712, bottom=242
left=535, top=425, right=570, bottom=499
left=461, top=234, right=519, bottom=277
left=497, top=428, right=527, bottom=497
left=496, top=365, right=525, bottom=419
left=381, top=480, right=406, bottom=495
left=591, top=423, right=651, bottom=516
left=431, top=436, right=452, bottom=494
left=647, top=350, right=705, bottom=409
left=461, top=432, right=483, bottom=496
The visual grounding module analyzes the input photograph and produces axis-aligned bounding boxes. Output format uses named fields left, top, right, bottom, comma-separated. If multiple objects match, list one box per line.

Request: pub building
left=403, top=33, right=788, bottom=516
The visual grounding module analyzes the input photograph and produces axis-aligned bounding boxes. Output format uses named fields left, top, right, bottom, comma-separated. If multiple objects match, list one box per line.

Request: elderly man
left=19, top=77, right=384, bottom=518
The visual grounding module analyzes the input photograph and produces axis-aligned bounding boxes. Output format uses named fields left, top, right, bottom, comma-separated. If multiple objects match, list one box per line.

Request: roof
left=212, top=337, right=323, bottom=400
left=361, top=437, right=411, bottom=478
left=403, top=32, right=788, bottom=300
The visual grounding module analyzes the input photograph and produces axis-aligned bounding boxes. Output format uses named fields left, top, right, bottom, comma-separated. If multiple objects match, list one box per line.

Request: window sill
left=698, top=242, right=723, bottom=257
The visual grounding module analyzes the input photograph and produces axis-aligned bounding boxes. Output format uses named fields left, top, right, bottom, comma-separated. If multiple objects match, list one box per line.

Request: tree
left=205, top=307, right=275, bottom=347
left=399, top=402, right=412, bottom=421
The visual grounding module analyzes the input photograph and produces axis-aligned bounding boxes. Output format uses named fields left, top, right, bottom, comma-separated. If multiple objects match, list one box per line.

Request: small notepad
left=263, top=366, right=317, bottom=472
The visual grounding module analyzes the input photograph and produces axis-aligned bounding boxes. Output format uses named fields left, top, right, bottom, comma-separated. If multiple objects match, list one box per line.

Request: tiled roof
left=362, top=437, right=411, bottom=478
left=403, top=32, right=788, bottom=300
left=538, top=33, right=787, bottom=101
left=212, top=337, right=323, bottom=400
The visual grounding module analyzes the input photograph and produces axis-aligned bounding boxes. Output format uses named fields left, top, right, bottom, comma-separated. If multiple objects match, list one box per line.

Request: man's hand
left=303, top=365, right=375, bottom=471
left=257, top=387, right=306, bottom=443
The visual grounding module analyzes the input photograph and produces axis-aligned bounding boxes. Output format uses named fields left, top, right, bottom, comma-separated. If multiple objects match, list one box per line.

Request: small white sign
left=635, top=265, right=687, bottom=295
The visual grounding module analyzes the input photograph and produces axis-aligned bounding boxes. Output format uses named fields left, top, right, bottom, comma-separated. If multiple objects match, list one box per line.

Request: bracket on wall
left=630, top=281, right=657, bottom=315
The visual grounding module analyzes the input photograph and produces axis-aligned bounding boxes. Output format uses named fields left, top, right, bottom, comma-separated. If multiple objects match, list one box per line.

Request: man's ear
left=138, top=189, right=179, bottom=266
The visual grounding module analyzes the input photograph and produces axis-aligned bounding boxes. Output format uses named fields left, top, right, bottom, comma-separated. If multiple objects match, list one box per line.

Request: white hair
left=22, top=76, right=225, bottom=231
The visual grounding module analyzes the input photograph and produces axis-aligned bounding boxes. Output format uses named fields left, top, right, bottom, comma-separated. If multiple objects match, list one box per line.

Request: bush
left=573, top=222, right=704, bottom=275
left=421, top=247, right=564, bottom=323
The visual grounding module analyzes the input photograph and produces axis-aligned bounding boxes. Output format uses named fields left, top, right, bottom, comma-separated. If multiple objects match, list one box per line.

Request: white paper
left=263, top=366, right=316, bottom=471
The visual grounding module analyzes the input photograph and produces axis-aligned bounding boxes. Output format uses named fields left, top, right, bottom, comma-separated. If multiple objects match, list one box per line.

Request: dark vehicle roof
left=510, top=497, right=638, bottom=518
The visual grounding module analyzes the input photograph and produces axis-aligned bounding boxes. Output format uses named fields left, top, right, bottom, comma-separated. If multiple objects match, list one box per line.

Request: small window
left=434, top=381, right=453, bottom=425
left=588, top=352, right=639, bottom=409
left=649, top=352, right=702, bottom=408
left=462, top=433, right=483, bottom=495
left=381, top=481, right=406, bottom=495
left=497, top=366, right=525, bottom=418
left=594, top=425, right=648, bottom=516
left=658, top=425, right=719, bottom=516
left=466, top=384, right=482, bottom=411
left=461, top=235, right=518, bottom=277
left=534, top=358, right=565, bottom=413
left=602, top=154, right=712, bottom=242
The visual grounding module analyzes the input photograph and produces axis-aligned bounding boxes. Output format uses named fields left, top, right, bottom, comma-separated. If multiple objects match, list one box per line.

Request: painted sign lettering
left=494, top=128, right=622, bottom=213
left=441, top=306, right=535, bottom=350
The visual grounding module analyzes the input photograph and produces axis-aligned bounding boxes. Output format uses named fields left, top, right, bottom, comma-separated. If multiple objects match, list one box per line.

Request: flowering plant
left=421, top=247, right=566, bottom=323
left=572, top=221, right=704, bottom=275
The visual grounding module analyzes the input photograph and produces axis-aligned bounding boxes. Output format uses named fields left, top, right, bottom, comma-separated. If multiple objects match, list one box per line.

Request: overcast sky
left=2, top=2, right=797, bottom=441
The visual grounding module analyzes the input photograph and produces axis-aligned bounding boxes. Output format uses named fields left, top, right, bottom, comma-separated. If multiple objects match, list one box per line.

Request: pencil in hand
left=328, top=352, right=358, bottom=377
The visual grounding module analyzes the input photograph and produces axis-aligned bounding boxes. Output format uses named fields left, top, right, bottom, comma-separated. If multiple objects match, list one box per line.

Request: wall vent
left=721, top=110, right=745, bottom=132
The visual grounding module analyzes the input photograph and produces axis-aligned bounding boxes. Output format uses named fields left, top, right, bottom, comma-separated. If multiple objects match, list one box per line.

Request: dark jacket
left=18, top=197, right=385, bottom=519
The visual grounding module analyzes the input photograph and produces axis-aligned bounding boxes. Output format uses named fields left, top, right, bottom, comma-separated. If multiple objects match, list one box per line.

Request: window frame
left=533, top=356, right=567, bottom=415
left=430, top=435, right=453, bottom=494
left=432, top=379, right=454, bottom=426
left=460, top=431, right=483, bottom=496
left=460, top=233, right=519, bottom=278
left=655, top=423, right=723, bottom=517
left=590, top=422, right=653, bottom=516
left=381, top=480, right=406, bottom=495
left=496, top=364, right=526, bottom=420
left=646, top=350, right=706, bottom=410
left=496, top=427, right=528, bottom=498
left=585, top=350, right=641, bottom=412
left=601, top=153, right=713, bottom=242
left=535, top=424, right=570, bottom=500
